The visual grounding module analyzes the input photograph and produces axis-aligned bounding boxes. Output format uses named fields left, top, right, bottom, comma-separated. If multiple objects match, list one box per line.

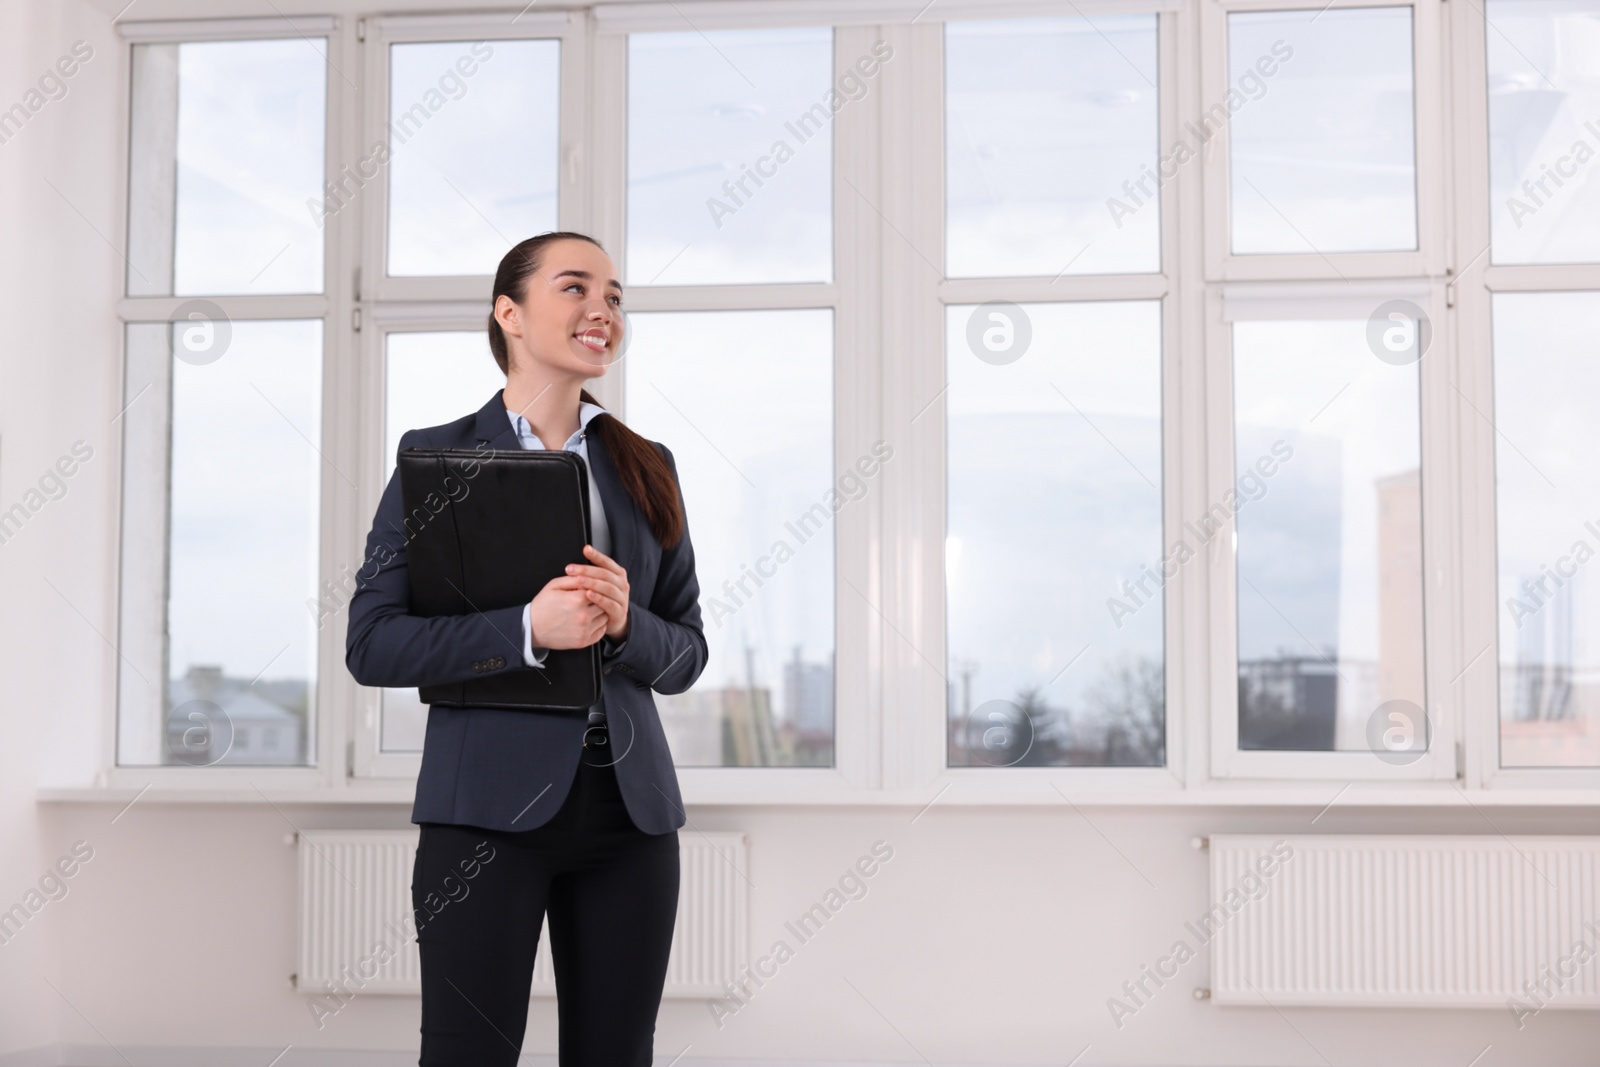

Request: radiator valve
left=1193, top=987, right=1211, bottom=1001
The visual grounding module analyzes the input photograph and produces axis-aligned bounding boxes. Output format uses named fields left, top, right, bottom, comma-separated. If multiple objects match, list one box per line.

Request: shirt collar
left=505, top=400, right=607, bottom=448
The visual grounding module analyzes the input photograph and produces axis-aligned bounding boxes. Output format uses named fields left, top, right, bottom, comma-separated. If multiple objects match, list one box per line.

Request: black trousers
left=411, top=750, right=680, bottom=1066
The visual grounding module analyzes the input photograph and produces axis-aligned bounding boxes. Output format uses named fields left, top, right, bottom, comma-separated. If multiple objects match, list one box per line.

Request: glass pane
left=1493, top=292, right=1600, bottom=767
left=1227, top=8, right=1417, bottom=255
left=118, top=320, right=323, bottom=766
left=627, top=28, right=834, bottom=286
left=1486, top=0, right=1600, bottom=265
left=946, top=15, right=1159, bottom=277
left=127, top=39, right=326, bottom=296
left=625, top=310, right=834, bottom=766
left=1233, top=320, right=1424, bottom=752
left=387, top=40, right=560, bottom=277
left=379, top=331, right=509, bottom=751
left=947, top=301, right=1164, bottom=767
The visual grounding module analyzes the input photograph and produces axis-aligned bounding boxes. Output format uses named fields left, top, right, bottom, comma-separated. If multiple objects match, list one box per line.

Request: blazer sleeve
left=344, top=429, right=529, bottom=690
left=607, top=443, right=708, bottom=696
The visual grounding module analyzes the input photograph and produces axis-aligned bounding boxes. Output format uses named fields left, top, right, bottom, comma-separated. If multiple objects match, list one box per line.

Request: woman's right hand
left=528, top=574, right=609, bottom=649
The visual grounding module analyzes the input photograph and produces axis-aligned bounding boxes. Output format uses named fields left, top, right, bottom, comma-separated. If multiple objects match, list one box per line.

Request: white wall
left=0, top=0, right=124, bottom=1054
left=3, top=1, right=1599, bottom=1064
left=29, top=802, right=1600, bottom=1064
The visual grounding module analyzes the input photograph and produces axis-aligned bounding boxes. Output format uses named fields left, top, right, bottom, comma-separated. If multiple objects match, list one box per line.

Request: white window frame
left=1448, top=0, right=1600, bottom=792
left=86, top=0, right=1600, bottom=808
left=342, top=10, right=586, bottom=779
left=109, top=14, right=352, bottom=791
left=346, top=10, right=880, bottom=800
left=1191, top=0, right=1465, bottom=781
left=358, top=11, right=587, bottom=304
left=884, top=6, right=1188, bottom=801
left=588, top=13, right=877, bottom=800
left=1199, top=0, right=1448, bottom=281
left=1203, top=279, right=1461, bottom=781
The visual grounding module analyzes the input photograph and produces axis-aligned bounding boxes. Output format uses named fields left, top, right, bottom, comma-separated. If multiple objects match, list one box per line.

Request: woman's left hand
left=567, top=544, right=630, bottom=644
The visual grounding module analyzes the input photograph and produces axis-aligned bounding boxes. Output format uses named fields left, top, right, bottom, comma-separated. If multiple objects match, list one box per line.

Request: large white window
left=103, top=1, right=1598, bottom=802
left=618, top=22, right=845, bottom=768
left=938, top=12, right=1169, bottom=779
left=118, top=21, right=333, bottom=779
left=1468, top=0, right=1600, bottom=787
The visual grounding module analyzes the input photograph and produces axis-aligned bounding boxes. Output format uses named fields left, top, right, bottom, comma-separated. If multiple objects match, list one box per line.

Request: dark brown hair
left=487, top=231, right=684, bottom=549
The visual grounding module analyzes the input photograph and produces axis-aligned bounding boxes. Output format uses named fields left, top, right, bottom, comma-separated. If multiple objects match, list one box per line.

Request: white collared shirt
left=507, top=401, right=613, bottom=723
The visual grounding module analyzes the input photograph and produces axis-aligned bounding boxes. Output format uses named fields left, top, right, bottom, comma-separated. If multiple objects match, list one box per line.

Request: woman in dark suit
left=345, top=231, right=708, bottom=1066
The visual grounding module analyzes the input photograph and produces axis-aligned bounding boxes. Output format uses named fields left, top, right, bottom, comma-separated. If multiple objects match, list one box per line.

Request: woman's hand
left=567, top=544, right=631, bottom=644
left=527, top=568, right=609, bottom=650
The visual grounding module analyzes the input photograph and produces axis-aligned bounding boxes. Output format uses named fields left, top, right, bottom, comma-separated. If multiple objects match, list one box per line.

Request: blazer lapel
left=472, top=388, right=522, bottom=450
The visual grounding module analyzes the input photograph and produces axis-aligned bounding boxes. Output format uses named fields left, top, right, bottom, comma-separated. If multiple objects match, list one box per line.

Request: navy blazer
left=345, top=389, right=708, bottom=835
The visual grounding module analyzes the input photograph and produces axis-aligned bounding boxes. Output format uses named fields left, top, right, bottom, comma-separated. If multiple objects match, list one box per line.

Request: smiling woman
left=344, top=230, right=708, bottom=1065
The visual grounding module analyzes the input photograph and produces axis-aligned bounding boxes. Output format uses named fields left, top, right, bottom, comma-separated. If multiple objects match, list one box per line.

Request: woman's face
left=497, top=238, right=624, bottom=379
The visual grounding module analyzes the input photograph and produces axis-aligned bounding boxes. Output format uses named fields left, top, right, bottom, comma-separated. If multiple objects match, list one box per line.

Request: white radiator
left=295, top=828, right=748, bottom=998
left=1209, top=834, right=1600, bottom=1009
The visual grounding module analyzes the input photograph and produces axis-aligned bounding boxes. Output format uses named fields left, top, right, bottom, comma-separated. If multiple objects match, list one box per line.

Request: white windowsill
left=35, top=781, right=1600, bottom=808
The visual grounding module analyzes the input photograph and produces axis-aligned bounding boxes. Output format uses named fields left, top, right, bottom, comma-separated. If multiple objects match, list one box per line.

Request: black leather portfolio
left=398, top=447, right=602, bottom=711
